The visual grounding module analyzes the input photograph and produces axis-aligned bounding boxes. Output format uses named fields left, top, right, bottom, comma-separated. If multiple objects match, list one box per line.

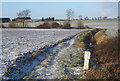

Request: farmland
left=71, top=19, right=118, bottom=36
left=0, top=29, right=87, bottom=79
left=1, top=1, right=119, bottom=79
left=82, top=19, right=118, bottom=36
left=1, top=19, right=118, bottom=36
left=0, top=19, right=118, bottom=79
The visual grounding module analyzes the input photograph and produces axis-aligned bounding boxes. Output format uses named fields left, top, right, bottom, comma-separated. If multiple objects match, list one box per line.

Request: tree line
left=6, top=9, right=118, bottom=28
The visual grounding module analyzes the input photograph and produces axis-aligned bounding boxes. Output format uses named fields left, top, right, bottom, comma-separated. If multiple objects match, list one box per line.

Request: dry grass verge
left=84, top=30, right=120, bottom=79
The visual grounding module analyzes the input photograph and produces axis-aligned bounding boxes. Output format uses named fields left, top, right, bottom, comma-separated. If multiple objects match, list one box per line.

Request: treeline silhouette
left=42, top=17, right=55, bottom=21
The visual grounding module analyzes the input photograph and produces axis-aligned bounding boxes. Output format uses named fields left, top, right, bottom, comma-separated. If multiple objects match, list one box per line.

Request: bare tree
left=17, top=12, right=23, bottom=17
left=17, top=9, right=31, bottom=17
left=16, top=9, right=31, bottom=27
left=66, top=9, right=74, bottom=21
left=66, top=9, right=74, bottom=27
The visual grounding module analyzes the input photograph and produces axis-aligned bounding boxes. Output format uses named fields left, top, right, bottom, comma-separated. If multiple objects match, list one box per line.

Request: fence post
left=83, top=50, right=91, bottom=70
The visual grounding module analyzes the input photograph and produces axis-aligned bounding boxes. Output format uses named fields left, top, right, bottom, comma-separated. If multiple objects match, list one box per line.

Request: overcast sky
left=0, top=0, right=119, bottom=19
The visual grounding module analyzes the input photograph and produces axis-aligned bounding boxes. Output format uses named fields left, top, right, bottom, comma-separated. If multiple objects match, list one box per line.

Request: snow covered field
left=82, top=20, right=118, bottom=36
left=0, top=29, right=85, bottom=78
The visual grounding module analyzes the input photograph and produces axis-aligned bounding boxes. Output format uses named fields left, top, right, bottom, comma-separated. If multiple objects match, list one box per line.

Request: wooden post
left=83, top=51, right=91, bottom=70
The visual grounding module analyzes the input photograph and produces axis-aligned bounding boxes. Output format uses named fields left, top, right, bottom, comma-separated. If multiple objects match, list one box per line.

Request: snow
left=0, top=29, right=85, bottom=79
left=23, top=39, right=75, bottom=79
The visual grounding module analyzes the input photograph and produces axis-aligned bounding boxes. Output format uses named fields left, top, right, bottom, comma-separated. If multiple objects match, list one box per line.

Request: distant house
left=12, top=17, right=31, bottom=22
left=0, top=18, right=11, bottom=23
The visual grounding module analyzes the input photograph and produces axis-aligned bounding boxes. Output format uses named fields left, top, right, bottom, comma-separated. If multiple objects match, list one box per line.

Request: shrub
left=62, top=21, right=71, bottom=29
left=76, top=20, right=84, bottom=29
left=37, top=22, right=51, bottom=29
left=85, top=32, right=120, bottom=79
left=51, top=22, right=62, bottom=28
left=37, top=21, right=64, bottom=29
left=84, top=69, right=108, bottom=79
left=93, top=36, right=118, bottom=64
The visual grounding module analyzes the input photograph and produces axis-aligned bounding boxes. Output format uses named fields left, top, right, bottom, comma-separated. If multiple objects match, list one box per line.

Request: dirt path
left=23, top=40, right=74, bottom=79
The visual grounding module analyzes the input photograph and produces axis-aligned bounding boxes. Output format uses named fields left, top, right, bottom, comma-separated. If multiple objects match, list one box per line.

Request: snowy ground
left=83, top=20, right=118, bottom=36
left=0, top=29, right=86, bottom=79
left=23, top=39, right=74, bottom=79
left=23, top=36, right=86, bottom=79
